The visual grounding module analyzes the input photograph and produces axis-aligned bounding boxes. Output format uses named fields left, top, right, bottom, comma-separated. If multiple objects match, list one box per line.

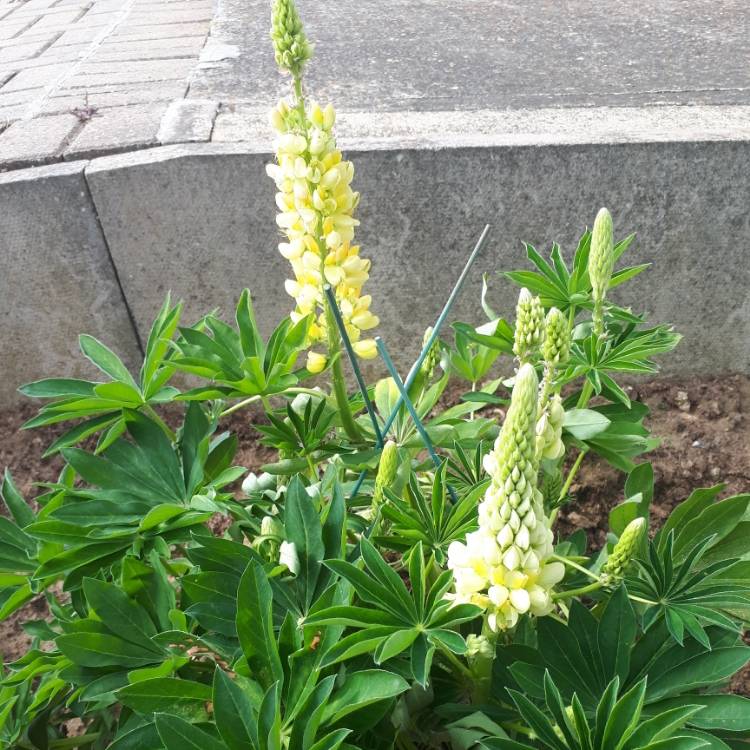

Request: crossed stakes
left=324, top=224, right=490, bottom=507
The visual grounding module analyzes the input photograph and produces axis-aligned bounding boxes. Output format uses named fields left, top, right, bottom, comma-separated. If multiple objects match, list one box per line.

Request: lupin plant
left=1, top=2, right=749, bottom=749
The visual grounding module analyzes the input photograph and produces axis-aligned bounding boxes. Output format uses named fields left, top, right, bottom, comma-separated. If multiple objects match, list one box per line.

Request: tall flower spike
left=589, top=207, right=614, bottom=336
left=270, top=0, right=312, bottom=79
left=267, top=100, right=379, bottom=361
left=601, top=517, right=645, bottom=585
left=513, top=288, right=545, bottom=363
left=447, top=363, right=564, bottom=631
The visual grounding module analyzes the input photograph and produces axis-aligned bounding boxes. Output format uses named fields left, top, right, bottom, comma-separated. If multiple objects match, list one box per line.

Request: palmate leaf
left=256, top=397, right=338, bottom=458
left=24, top=406, right=239, bottom=586
left=173, top=288, right=312, bottom=401
left=500, top=587, right=750, bottom=726
left=20, top=295, right=183, bottom=454
left=565, top=324, right=681, bottom=408
left=483, top=671, right=707, bottom=750
left=627, top=530, right=750, bottom=647
left=307, top=538, right=480, bottom=687
left=376, top=465, right=483, bottom=564
left=503, top=232, right=644, bottom=314
left=566, top=401, right=658, bottom=473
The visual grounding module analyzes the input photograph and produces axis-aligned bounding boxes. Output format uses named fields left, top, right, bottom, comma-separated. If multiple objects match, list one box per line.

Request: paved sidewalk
left=2, top=0, right=749, bottom=169
left=0, top=0, right=212, bottom=167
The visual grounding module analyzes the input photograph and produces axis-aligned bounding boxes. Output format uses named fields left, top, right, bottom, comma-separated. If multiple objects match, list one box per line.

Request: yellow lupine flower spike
left=266, top=98, right=378, bottom=360
left=448, top=363, right=564, bottom=631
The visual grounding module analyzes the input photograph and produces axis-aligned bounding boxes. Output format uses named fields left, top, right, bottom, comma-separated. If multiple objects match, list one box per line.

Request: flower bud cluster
left=270, top=0, right=312, bottom=78
left=589, top=207, right=614, bottom=335
left=536, top=394, right=565, bottom=461
left=372, top=440, right=399, bottom=510
left=419, top=327, right=440, bottom=382
left=448, top=364, right=564, bottom=631
left=513, top=288, right=545, bottom=363
left=267, top=99, right=379, bottom=368
left=542, top=307, right=570, bottom=367
left=601, top=517, right=645, bottom=584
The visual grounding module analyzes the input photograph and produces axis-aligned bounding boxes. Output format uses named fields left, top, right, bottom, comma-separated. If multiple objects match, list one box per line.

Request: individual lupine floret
left=513, top=288, right=545, bottom=363
left=447, top=364, right=564, bottom=631
left=536, top=394, right=565, bottom=461
left=601, top=517, right=645, bottom=585
left=589, top=207, right=614, bottom=336
left=267, top=99, right=379, bottom=365
left=270, top=0, right=312, bottom=78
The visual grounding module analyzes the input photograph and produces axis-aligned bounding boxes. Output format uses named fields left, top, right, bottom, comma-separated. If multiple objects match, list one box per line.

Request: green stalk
left=220, top=393, right=262, bottom=417
left=576, top=379, right=594, bottom=408
left=325, top=303, right=363, bottom=442
left=550, top=553, right=600, bottom=581
left=551, top=580, right=603, bottom=601
left=436, top=640, right=474, bottom=681
left=556, top=448, right=587, bottom=506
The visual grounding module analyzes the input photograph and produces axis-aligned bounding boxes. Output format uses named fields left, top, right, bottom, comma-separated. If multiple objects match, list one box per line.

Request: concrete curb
left=2, top=120, right=750, bottom=404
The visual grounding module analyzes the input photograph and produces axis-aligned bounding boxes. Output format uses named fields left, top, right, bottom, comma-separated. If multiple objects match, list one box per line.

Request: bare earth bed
left=2, top=374, right=749, bottom=689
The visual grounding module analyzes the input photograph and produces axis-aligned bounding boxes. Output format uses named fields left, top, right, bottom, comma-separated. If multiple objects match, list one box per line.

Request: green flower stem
left=220, top=387, right=327, bottom=418
left=550, top=553, right=600, bottom=581
left=568, top=304, right=576, bottom=330
left=551, top=580, right=603, bottom=601
left=220, top=393, right=262, bottom=417
left=326, top=303, right=363, bottom=442
left=576, top=379, right=595, bottom=408
left=293, top=74, right=304, bottom=113
left=556, top=448, right=587, bottom=505
left=436, top=641, right=474, bottom=682
left=502, top=722, right=535, bottom=738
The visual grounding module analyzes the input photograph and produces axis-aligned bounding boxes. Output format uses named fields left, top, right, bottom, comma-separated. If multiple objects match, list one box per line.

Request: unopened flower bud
left=306, top=351, right=327, bottom=374
left=279, top=540, right=300, bottom=575
left=589, top=208, right=614, bottom=301
left=352, top=338, right=377, bottom=359
left=261, top=515, right=283, bottom=538
left=513, top=288, right=546, bottom=363
left=542, top=307, right=570, bottom=367
left=602, top=517, right=645, bottom=583
left=270, top=0, right=312, bottom=77
left=243, top=471, right=276, bottom=495
left=465, top=634, right=494, bottom=662
left=419, top=327, right=440, bottom=381
left=373, top=440, right=399, bottom=509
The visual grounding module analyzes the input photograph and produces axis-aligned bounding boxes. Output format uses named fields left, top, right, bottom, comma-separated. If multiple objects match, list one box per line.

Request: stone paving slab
left=189, top=0, right=750, bottom=110
left=0, top=0, right=212, bottom=168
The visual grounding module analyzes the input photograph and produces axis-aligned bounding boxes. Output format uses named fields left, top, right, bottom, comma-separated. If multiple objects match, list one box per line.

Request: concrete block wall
left=2, top=134, right=749, bottom=405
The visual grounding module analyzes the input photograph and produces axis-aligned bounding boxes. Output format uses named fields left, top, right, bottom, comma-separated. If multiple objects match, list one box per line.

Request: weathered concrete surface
left=0, top=160, right=142, bottom=403
left=190, top=0, right=750, bottom=110
left=85, top=140, right=750, bottom=378
left=2, top=0, right=750, bottom=403
left=0, top=0, right=212, bottom=168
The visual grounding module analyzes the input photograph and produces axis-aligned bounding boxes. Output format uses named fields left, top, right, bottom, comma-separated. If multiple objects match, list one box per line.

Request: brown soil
left=556, top=374, right=750, bottom=545
left=2, top=374, right=749, bottom=691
